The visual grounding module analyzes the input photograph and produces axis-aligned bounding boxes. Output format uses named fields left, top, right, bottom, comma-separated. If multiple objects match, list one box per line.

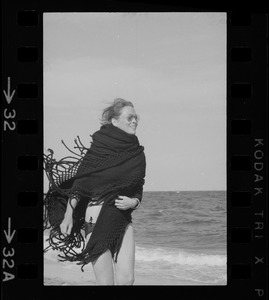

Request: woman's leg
left=85, top=204, right=115, bottom=285
left=92, top=250, right=115, bottom=285
left=114, top=224, right=135, bottom=285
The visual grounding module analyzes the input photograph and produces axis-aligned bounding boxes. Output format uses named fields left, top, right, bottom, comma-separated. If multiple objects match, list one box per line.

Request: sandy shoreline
left=43, top=233, right=218, bottom=286
left=43, top=232, right=193, bottom=286
left=44, top=257, right=205, bottom=286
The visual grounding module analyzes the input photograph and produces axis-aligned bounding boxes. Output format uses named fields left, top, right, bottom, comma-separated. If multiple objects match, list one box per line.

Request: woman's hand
left=115, top=196, right=138, bottom=210
left=60, top=214, right=73, bottom=236
left=60, top=198, right=77, bottom=236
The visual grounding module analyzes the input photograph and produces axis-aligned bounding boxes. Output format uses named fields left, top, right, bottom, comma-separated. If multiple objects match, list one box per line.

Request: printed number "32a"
left=2, top=247, right=15, bottom=282
left=3, top=108, right=16, bottom=131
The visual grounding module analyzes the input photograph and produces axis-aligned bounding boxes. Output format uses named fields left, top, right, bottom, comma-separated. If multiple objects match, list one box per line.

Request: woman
left=44, top=98, right=146, bottom=285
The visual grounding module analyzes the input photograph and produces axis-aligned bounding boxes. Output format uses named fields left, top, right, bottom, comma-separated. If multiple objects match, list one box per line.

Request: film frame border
left=1, top=2, right=268, bottom=299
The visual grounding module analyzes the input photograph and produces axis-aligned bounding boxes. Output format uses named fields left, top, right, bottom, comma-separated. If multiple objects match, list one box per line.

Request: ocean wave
left=44, top=235, right=226, bottom=268
left=136, top=246, right=226, bottom=267
left=180, top=219, right=217, bottom=225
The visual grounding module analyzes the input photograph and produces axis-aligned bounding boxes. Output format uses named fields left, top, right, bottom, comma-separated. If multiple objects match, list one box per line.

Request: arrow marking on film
left=3, top=77, right=16, bottom=104
left=4, top=217, right=16, bottom=244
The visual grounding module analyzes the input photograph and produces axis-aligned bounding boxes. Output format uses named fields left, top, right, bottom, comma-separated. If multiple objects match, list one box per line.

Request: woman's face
left=112, top=106, right=139, bottom=135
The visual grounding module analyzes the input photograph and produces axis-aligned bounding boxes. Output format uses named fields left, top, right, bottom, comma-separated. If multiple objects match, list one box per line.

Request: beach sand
left=44, top=256, right=203, bottom=286
left=43, top=232, right=205, bottom=286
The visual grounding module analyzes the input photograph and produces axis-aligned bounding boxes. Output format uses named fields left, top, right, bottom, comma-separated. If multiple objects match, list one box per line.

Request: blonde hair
left=100, top=98, right=134, bottom=125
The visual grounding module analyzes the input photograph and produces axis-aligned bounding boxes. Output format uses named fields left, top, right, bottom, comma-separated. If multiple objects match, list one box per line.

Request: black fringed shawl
left=44, top=124, right=146, bottom=271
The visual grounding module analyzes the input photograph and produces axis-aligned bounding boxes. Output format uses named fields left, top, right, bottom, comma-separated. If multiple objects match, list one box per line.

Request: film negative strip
left=1, top=2, right=268, bottom=299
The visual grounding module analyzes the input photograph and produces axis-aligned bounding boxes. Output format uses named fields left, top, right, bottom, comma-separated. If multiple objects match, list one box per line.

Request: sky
left=44, top=12, right=226, bottom=191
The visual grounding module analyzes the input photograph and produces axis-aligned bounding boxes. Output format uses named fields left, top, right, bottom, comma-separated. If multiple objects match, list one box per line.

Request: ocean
left=44, top=191, right=227, bottom=285
left=132, top=191, right=227, bottom=285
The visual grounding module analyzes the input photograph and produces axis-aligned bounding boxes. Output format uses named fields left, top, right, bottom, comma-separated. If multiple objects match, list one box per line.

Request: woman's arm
left=115, top=184, right=143, bottom=210
left=64, top=197, right=78, bottom=217
left=132, top=198, right=141, bottom=210
left=131, top=183, right=143, bottom=209
left=60, top=197, right=78, bottom=235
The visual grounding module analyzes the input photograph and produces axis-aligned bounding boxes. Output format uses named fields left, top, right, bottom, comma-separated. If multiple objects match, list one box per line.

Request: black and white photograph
left=43, top=12, right=227, bottom=285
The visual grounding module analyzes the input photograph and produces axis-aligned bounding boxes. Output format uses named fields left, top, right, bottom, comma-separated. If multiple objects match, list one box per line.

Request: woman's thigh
left=86, top=204, right=114, bottom=284
left=114, top=224, right=135, bottom=285
left=92, top=250, right=114, bottom=285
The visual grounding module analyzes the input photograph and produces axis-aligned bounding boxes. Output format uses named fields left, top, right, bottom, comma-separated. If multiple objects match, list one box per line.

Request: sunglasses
left=126, top=114, right=140, bottom=122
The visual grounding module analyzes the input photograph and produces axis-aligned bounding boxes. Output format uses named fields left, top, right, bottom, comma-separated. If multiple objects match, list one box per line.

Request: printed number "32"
left=3, top=108, right=16, bottom=131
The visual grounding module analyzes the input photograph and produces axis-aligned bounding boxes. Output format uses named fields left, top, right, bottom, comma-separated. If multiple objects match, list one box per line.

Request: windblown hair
left=100, top=98, right=134, bottom=125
